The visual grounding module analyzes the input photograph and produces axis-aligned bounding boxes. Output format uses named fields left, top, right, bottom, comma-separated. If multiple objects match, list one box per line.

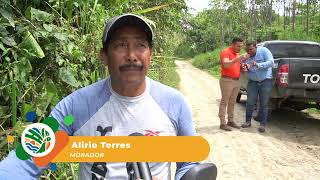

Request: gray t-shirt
left=0, top=77, right=198, bottom=180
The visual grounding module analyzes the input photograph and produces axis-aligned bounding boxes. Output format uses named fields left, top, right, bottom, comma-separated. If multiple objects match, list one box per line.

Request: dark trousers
left=246, top=79, right=272, bottom=125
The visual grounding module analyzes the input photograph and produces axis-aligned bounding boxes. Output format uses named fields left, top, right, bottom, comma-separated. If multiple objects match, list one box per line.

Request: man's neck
left=110, top=79, right=146, bottom=97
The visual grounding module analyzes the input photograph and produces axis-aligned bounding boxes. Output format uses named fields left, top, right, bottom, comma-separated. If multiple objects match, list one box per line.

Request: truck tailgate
left=288, top=58, right=320, bottom=89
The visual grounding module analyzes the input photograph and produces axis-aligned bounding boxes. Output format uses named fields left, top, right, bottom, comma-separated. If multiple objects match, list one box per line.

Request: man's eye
left=138, top=43, right=147, bottom=48
left=115, top=42, right=126, bottom=47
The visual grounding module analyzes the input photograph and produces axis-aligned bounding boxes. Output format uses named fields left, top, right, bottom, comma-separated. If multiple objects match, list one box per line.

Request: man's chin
left=121, top=76, right=145, bottom=85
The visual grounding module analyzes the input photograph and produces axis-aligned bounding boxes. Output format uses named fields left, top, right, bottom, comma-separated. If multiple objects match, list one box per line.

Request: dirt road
left=175, top=60, right=320, bottom=180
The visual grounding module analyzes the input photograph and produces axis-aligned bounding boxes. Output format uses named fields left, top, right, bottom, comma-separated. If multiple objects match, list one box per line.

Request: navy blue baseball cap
left=102, top=14, right=154, bottom=47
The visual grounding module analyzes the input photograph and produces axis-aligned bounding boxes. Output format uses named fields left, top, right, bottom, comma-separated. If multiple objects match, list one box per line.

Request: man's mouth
left=119, top=63, right=143, bottom=71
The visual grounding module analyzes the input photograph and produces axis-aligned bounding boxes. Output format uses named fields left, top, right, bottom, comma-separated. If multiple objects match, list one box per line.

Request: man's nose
left=126, top=45, right=138, bottom=62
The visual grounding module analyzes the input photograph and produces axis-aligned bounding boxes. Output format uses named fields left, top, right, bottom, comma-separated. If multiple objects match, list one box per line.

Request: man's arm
left=221, top=56, right=241, bottom=68
left=0, top=94, right=74, bottom=179
left=221, top=51, right=248, bottom=68
left=256, top=48, right=274, bottom=69
left=175, top=95, right=199, bottom=180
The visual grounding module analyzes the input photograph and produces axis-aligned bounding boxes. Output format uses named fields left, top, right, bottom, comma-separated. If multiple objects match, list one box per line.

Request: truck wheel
left=290, top=102, right=307, bottom=111
left=292, top=107, right=306, bottom=111
left=236, top=93, right=241, bottom=103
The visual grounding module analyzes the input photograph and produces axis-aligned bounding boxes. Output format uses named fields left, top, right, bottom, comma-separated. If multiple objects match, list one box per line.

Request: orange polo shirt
left=220, top=47, right=240, bottom=78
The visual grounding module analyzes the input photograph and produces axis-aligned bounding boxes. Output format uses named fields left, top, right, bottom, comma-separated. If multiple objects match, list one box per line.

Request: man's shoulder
left=220, top=47, right=231, bottom=54
left=258, top=46, right=269, bottom=53
left=66, top=78, right=110, bottom=103
left=220, top=47, right=232, bottom=58
left=75, top=78, right=109, bottom=95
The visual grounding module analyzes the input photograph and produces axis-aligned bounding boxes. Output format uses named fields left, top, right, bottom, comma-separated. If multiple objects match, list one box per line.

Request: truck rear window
left=265, top=43, right=320, bottom=58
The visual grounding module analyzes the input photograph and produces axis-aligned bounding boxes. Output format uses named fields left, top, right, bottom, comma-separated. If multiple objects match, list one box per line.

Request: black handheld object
left=181, top=163, right=217, bottom=180
left=126, top=132, right=152, bottom=180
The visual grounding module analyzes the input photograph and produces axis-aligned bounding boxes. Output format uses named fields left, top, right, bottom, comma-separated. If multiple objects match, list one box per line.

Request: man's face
left=102, top=25, right=152, bottom=86
left=231, top=41, right=243, bottom=53
left=246, top=45, right=257, bottom=57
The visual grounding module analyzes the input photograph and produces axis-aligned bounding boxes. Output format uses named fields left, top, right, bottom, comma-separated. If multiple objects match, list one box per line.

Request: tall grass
left=192, top=47, right=226, bottom=78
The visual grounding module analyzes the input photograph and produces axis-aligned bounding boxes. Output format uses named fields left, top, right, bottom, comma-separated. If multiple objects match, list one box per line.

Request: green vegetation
left=177, top=0, right=320, bottom=58
left=187, top=0, right=320, bottom=78
left=192, top=47, right=225, bottom=78
left=0, top=0, right=187, bottom=178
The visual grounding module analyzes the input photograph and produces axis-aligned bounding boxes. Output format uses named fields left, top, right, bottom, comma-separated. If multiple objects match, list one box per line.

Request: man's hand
left=245, top=61, right=258, bottom=70
left=251, top=61, right=258, bottom=67
left=223, top=53, right=249, bottom=68
left=241, top=63, right=248, bottom=71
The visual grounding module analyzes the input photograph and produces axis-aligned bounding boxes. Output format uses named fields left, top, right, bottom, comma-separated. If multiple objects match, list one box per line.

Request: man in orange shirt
left=218, top=38, right=249, bottom=131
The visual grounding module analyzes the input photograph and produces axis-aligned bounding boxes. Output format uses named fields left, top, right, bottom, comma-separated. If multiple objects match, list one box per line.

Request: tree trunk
left=250, top=0, right=255, bottom=40
left=292, top=0, right=296, bottom=31
left=283, top=0, right=286, bottom=31
left=253, top=0, right=257, bottom=40
left=306, top=0, right=309, bottom=35
left=269, top=0, right=273, bottom=39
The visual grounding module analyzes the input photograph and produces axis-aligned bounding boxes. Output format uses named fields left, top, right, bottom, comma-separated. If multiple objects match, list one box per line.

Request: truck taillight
left=277, top=64, right=289, bottom=87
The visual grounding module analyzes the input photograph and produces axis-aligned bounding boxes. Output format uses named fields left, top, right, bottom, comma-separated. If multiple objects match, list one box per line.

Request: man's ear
left=100, top=48, right=108, bottom=66
left=149, top=48, right=153, bottom=63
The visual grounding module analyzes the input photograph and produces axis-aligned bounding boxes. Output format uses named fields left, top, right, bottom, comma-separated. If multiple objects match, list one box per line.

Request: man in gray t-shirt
left=0, top=14, right=198, bottom=180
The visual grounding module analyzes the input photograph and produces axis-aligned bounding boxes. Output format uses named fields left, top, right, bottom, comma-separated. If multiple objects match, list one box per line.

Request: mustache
left=119, top=62, right=143, bottom=71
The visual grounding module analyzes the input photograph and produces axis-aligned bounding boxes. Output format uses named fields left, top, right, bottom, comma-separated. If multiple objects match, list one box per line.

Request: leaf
left=56, top=56, right=65, bottom=66
left=58, top=67, right=80, bottom=87
left=49, top=80, right=60, bottom=105
left=65, top=0, right=74, bottom=19
left=22, top=103, right=33, bottom=120
left=25, top=6, right=31, bottom=19
left=0, top=37, right=16, bottom=46
left=54, top=33, right=67, bottom=41
left=36, top=89, right=54, bottom=118
left=0, top=42, right=6, bottom=51
left=20, top=31, right=45, bottom=58
left=67, top=43, right=74, bottom=53
left=72, top=49, right=81, bottom=59
left=26, top=7, right=54, bottom=23
left=0, top=8, right=15, bottom=27
left=45, top=79, right=58, bottom=96
left=11, top=76, right=17, bottom=126
left=14, top=121, right=31, bottom=136
left=43, top=24, right=56, bottom=32
left=0, top=105, right=9, bottom=117
left=13, top=58, right=32, bottom=83
left=79, top=56, right=86, bottom=63
left=0, top=26, right=9, bottom=36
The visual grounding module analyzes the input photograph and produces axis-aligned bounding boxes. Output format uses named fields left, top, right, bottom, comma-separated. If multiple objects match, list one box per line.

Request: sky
left=185, top=0, right=211, bottom=15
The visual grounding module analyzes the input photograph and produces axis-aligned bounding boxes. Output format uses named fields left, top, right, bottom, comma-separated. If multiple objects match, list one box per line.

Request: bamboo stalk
left=9, top=71, right=16, bottom=127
